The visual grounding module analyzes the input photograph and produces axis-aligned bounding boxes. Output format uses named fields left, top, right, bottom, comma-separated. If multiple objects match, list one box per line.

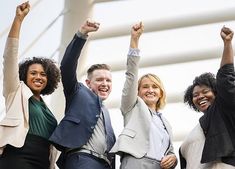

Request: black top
left=200, top=64, right=235, bottom=166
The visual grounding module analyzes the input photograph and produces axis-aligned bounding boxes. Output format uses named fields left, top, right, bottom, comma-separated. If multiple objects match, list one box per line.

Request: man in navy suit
left=50, top=20, right=116, bottom=169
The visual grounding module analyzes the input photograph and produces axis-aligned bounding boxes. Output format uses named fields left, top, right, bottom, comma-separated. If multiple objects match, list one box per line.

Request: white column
left=51, top=0, right=94, bottom=121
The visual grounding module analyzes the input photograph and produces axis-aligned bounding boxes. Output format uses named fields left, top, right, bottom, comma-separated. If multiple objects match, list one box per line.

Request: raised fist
left=221, top=26, right=234, bottom=42
left=131, top=22, right=144, bottom=39
left=80, top=19, right=100, bottom=35
left=15, top=1, right=30, bottom=21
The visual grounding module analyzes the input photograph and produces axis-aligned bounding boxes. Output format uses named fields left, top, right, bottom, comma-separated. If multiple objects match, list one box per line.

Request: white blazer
left=0, top=38, right=57, bottom=169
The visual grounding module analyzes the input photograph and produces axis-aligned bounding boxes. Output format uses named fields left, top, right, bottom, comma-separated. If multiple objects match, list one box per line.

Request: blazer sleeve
left=3, top=38, right=20, bottom=98
left=120, top=55, right=140, bottom=115
left=216, top=64, right=235, bottom=106
left=60, top=34, right=86, bottom=97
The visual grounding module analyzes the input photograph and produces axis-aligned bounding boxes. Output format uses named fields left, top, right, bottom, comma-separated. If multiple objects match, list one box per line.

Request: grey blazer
left=111, top=54, right=175, bottom=158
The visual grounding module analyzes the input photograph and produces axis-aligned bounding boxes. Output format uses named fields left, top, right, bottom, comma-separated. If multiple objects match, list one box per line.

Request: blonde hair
left=138, top=73, right=166, bottom=111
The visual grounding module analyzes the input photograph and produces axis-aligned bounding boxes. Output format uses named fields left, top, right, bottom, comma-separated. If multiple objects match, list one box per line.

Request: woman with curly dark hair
left=183, top=72, right=217, bottom=112
left=179, top=26, right=235, bottom=169
left=0, top=2, right=60, bottom=169
left=19, top=57, right=60, bottom=95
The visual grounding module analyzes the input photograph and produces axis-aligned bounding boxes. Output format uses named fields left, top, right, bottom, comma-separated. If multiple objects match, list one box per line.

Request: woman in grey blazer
left=111, top=23, right=177, bottom=169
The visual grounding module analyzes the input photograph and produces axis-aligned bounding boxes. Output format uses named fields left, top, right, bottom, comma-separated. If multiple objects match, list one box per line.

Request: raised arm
left=3, top=2, right=30, bottom=97
left=60, top=19, right=100, bottom=95
left=121, top=22, right=144, bottom=114
left=217, top=26, right=235, bottom=105
left=220, top=26, right=234, bottom=67
left=8, top=1, right=30, bottom=38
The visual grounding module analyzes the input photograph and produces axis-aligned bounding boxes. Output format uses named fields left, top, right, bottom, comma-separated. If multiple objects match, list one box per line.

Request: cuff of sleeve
left=128, top=48, right=140, bottom=57
left=76, top=31, right=88, bottom=39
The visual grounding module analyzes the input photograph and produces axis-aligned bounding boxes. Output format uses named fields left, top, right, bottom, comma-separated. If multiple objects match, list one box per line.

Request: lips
left=98, top=87, right=110, bottom=96
left=197, top=99, right=209, bottom=110
left=33, top=81, right=43, bottom=87
left=146, top=94, right=155, bottom=96
left=99, top=88, right=108, bottom=92
left=199, top=100, right=207, bottom=105
left=145, top=93, right=156, bottom=98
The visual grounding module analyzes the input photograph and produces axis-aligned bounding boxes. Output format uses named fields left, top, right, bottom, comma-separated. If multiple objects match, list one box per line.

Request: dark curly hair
left=19, top=57, right=61, bottom=95
left=184, top=72, right=217, bottom=112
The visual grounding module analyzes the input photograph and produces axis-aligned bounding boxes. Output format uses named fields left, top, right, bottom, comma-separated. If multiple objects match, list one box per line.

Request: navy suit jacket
left=50, top=34, right=103, bottom=150
left=50, top=34, right=115, bottom=169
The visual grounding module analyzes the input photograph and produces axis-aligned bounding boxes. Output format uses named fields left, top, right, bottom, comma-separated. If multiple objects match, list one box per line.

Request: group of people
left=0, top=2, right=235, bottom=169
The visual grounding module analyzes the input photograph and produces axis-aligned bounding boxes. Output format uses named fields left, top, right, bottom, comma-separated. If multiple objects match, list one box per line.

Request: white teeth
left=146, top=93, right=155, bottom=96
left=34, top=81, right=43, bottom=86
left=99, top=88, right=108, bottom=92
left=199, top=100, right=207, bottom=105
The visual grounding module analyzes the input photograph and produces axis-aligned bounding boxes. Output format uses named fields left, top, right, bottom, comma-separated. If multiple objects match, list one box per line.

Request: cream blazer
left=0, top=38, right=57, bottom=169
left=111, top=55, right=175, bottom=158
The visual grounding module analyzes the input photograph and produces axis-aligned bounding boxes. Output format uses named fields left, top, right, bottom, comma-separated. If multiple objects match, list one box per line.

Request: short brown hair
left=87, top=64, right=111, bottom=79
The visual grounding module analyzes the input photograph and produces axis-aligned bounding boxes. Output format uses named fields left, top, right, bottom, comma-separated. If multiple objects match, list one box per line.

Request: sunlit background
left=1, top=0, right=235, bottom=168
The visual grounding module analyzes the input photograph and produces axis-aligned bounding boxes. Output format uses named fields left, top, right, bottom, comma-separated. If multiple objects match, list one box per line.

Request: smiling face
left=86, top=69, right=112, bottom=100
left=192, top=85, right=215, bottom=113
left=26, top=63, right=47, bottom=98
left=138, top=77, right=162, bottom=110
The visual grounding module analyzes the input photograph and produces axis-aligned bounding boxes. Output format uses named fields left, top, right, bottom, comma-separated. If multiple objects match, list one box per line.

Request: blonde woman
left=111, top=23, right=177, bottom=169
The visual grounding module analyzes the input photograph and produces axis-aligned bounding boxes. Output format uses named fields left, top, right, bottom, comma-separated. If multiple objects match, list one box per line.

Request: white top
left=180, top=124, right=235, bottom=169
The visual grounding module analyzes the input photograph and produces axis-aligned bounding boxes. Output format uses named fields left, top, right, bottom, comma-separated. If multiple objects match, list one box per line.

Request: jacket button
left=91, top=126, right=95, bottom=129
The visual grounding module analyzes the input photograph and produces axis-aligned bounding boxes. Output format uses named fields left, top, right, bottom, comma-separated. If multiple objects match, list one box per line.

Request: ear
left=85, top=79, right=91, bottom=88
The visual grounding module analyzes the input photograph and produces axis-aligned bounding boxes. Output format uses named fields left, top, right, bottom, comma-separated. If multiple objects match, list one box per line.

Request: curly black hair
left=184, top=72, right=217, bottom=112
left=19, top=57, right=61, bottom=95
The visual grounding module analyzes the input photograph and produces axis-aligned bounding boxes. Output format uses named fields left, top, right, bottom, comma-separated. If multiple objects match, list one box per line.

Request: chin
left=199, top=107, right=207, bottom=113
left=99, top=95, right=107, bottom=100
left=101, top=97, right=107, bottom=101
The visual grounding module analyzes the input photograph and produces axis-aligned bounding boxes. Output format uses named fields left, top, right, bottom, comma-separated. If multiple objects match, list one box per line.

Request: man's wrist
left=76, top=31, right=88, bottom=39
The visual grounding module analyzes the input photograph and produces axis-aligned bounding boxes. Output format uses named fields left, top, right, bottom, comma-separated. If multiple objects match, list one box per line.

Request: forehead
left=28, top=63, right=44, bottom=71
left=90, top=69, right=112, bottom=79
left=140, top=77, right=157, bottom=85
left=193, top=85, right=211, bottom=93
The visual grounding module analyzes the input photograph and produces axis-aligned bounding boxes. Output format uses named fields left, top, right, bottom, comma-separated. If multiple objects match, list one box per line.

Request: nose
left=197, top=93, right=204, bottom=99
left=35, top=73, right=42, bottom=79
left=148, top=87, right=154, bottom=92
left=101, top=80, right=109, bottom=86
